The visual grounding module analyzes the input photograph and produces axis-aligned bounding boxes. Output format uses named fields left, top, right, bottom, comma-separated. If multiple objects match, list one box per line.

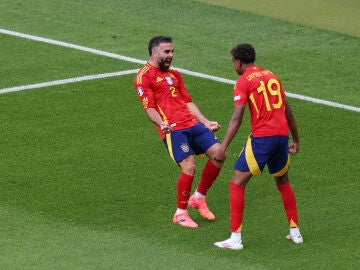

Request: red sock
left=277, top=182, right=299, bottom=227
left=176, top=173, right=194, bottom=209
left=230, top=181, right=245, bottom=232
left=197, top=160, right=220, bottom=196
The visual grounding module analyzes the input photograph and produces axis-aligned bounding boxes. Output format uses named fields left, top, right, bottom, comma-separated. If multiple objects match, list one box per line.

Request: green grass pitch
left=0, top=0, right=359, bottom=269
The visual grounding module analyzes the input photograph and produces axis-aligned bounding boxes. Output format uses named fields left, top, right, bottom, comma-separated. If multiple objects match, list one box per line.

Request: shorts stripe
left=272, top=154, right=290, bottom=177
left=245, top=136, right=261, bottom=176
left=165, top=133, right=176, bottom=163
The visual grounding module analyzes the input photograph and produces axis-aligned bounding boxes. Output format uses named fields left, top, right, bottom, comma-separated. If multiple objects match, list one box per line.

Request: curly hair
left=230, top=44, right=256, bottom=64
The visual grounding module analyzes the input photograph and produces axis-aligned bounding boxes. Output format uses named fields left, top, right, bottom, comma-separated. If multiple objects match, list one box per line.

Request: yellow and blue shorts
left=234, top=135, right=290, bottom=177
left=163, top=123, right=219, bottom=163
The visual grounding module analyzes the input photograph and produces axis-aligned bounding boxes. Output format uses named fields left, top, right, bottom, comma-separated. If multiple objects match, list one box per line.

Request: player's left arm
left=175, top=70, right=220, bottom=132
left=186, top=102, right=221, bottom=132
left=284, top=98, right=300, bottom=155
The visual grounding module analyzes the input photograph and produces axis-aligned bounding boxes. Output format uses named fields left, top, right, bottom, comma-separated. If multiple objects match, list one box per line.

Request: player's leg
left=214, top=170, right=252, bottom=250
left=215, top=135, right=267, bottom=250
left=172, top=155, right=199, bottom=228
left=269, top=136, right=303, bottom=243
left=197, top=142, right=224, bottom=196
left=188, top=143, right=223, bottom=220
left=188, top=125, right=222, bottom=220
left=164, top=129, right=198, bottom=228
left=275, top=173, right=303, bottom=243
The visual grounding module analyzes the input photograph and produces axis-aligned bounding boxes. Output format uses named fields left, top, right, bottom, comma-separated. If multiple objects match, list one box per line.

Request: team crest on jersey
left=137, top=86, right=144, bottom=96
left=165, top=76, right=173, bottom=85
left=181, top=143, right=190, bottom=153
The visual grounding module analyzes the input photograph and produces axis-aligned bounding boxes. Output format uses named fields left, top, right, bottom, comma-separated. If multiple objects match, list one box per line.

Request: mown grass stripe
left=1, top=28, right=359, bottom=113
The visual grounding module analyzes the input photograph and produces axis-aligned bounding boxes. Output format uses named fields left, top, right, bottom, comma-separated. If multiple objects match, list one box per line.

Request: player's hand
left=289, top=142, right=299, bottom=155
left=207, top=121, right=221, bottom=132
left=160, top=122, right=171, bottom=134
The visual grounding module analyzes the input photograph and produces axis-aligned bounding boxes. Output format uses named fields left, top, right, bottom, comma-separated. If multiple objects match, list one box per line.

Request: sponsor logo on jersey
left=156, top=77, right=163, bottom=83
left=234, top=95, right=241, bottom=101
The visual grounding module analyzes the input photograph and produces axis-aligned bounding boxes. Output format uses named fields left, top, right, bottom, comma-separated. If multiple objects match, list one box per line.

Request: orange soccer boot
left=188, top=194, right=215, bottom=220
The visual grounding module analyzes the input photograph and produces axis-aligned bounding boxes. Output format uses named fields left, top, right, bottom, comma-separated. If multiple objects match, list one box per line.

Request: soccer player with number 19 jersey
left=214, top=44, right=303, bottom=250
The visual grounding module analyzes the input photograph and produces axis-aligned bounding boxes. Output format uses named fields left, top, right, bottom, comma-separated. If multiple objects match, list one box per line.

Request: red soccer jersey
left=134, top=63, right=197, bottom=139
left=234, top=65, right=289, bottom=137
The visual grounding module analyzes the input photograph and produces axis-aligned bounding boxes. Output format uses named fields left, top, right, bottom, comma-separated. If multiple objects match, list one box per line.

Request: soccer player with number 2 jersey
left=134, top=36, right=225, bottom=228
left=214, top=44, right=303, bottom=250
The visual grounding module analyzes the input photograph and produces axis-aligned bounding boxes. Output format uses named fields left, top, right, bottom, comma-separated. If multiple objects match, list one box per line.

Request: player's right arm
left=145, top=108, right=171, bottom=134
left=221, top=104, right=246, bottom=149
left=215, top=104, right=246, bottom=162
left=135, top=67, right=171, bottom=134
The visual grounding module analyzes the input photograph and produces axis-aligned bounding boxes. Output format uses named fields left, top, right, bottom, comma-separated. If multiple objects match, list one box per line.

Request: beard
left=158, top=58, right=172, bottom=71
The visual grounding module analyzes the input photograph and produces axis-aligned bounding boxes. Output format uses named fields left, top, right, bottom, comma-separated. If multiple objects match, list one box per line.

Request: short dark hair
left=230, top=44, right=256, bottom=64
left=148, top=36, right=172, bottom=56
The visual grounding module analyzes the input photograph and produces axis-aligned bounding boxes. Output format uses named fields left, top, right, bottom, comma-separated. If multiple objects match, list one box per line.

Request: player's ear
left=151, top=47, right=158, bottom=57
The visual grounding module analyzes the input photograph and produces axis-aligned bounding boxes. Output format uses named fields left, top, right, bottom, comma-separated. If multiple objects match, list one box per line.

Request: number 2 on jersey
left=169, top=86, right=177, bottom=97
left=249, top=79, right=283, bottom=115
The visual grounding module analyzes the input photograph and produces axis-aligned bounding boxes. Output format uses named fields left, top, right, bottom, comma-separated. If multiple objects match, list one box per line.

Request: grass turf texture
left=195, top=0, right=360, bottom=37
left=0, top=0, right=359, bottom=269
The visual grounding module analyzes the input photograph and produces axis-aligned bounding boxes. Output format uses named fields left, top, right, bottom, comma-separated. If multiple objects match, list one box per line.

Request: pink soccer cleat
left=173, top=212, right=198, bottom=228
left=188, top=194, right=215, bottom=220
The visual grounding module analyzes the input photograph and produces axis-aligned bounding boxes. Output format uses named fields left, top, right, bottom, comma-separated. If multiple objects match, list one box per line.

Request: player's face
left=232, top=57, right=243, bottom=75
left=155, top=42, right=174, bottom=71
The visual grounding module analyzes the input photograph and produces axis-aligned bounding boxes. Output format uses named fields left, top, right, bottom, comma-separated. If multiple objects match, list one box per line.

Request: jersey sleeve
left=134, top=67, right=155, bottom=110
left=233, top=79, right=248, bottom=105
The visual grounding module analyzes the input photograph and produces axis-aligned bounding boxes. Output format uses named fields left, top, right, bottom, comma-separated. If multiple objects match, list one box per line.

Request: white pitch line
left=0, top=70, right=139, bottom=94
left=0, top=29, right=146, bottom=65
left=285, top=93, right=360, bottom=112
left=1, top=28, right=359, bottom=112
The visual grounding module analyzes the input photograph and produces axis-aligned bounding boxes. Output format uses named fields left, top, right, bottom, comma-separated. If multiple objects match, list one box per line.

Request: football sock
left=197, top=160, right=220, bottom=196
left=277, top=182, right=299, bottom=227
left=177, top=173, right=194, bottom=209
left=231, top=232, right=242, bottom=243
left=194, top=191, right=205, bottom=199
left=230, top=181, right=245, bottom=233
left=175, top=208, right=188, bottom=215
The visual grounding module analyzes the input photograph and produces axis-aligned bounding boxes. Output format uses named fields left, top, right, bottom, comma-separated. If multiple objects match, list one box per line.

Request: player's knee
left=184, top=163, right=196, bottom=175
left=179, top=157, right=196, bottom=175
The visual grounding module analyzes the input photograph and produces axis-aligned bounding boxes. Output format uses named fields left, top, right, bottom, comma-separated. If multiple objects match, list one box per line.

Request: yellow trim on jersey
left=245, top=136, right=261, bottom=176
left=136, top=65, right=150, bottom=84
left=272, top=154, right=290, bottom=177
left=157, top=105, right=168, bottom=125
